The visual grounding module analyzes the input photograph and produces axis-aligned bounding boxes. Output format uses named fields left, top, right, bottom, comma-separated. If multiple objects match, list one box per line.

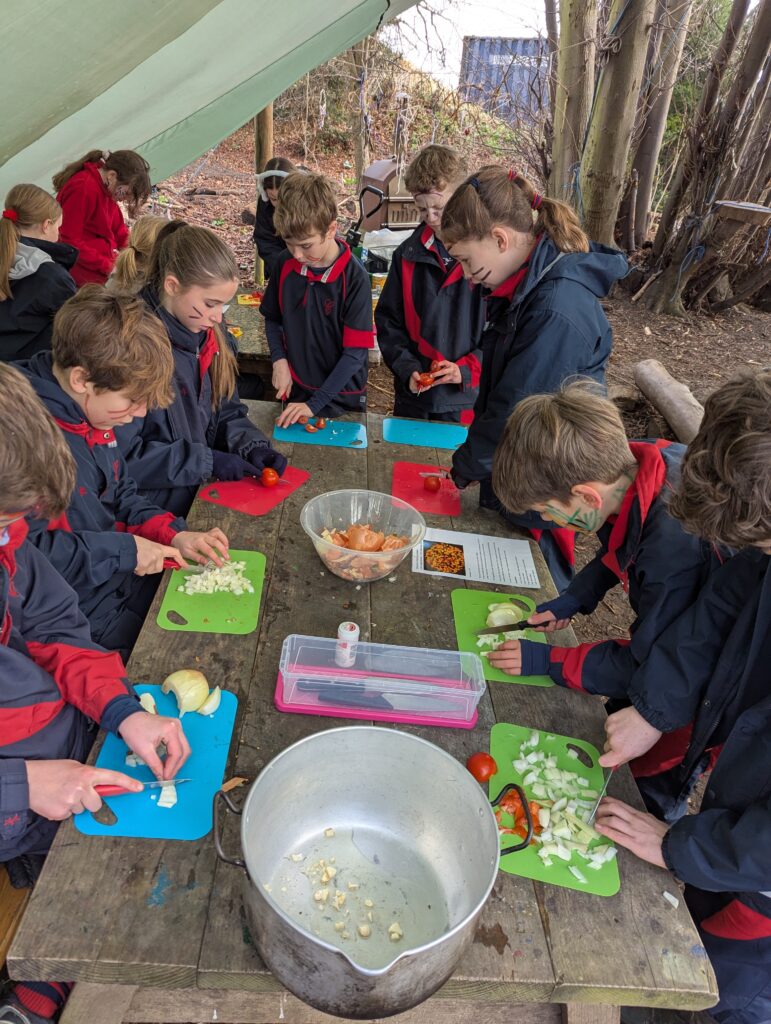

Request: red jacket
left=57, top=163, right=129, bottom=286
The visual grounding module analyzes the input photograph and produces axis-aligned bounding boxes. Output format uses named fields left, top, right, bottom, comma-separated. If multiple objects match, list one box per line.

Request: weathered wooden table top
left=10, top=404, right=717, bottom=1023
left=227, top=293, right=269, bottom=360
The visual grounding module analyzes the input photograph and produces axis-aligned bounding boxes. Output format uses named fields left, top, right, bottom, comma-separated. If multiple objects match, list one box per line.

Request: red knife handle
left=94, top=784, right=134, bottom=797
left=162, top=558, right=180, bottom=570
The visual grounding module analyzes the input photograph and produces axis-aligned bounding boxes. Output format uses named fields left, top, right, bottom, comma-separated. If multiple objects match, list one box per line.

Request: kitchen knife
left=587, top=768, right=613, bottom=825
left=297, top=680, right=459, bottom=714
left=95, top=778, right=191, bottom=797
left=417, top=471, right=452, bottom=480
left=474, top=624, right=533, bottom=637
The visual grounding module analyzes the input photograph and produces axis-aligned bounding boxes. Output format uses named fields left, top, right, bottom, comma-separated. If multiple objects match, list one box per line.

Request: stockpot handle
left=490, top=782, right=535, bottom=855
left=213, top=788, right=246, bottom=870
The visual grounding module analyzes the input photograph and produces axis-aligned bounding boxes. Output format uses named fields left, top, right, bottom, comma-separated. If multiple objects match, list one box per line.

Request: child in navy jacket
left=376, top=146, right=485, bottom=423
left=0, top=362, right=190, bottom=1024
left=261, top=172, right=374, bottom=425
left=595, top=368, right=771, bottom=1024
left=488, top=385, right=723, bottom=693
left=21, top=288, right=229, bottom=659
left=118, top=221, right=287, bottom=517
left=0, top=184, right=76, bottom=361
left=440, top=167, right=628, bottom=588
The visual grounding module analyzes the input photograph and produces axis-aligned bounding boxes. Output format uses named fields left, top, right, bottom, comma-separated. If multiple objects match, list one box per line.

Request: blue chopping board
left=382, top=417, right=468, bottom=450
left=74, top=684, right=238, bottom=841
left=273, top=420, right=367, bottom=448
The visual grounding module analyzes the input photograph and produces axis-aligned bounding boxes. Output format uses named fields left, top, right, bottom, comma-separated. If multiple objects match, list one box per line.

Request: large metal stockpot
left=214, top=726, right=500, bottom=1019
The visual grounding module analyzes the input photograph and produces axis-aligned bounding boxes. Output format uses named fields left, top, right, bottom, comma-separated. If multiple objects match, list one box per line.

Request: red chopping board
left=391, top=462, right=460, bottom=516
left=199, top=466, right=310, bottom=516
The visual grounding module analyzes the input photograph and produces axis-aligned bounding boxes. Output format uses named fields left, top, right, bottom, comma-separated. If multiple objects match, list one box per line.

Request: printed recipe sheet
left=412, top=527, right=540, bottom=588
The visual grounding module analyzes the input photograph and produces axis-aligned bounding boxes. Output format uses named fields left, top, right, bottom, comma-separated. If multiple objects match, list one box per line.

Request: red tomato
left=417, top=372, right=435, bottom=389
left=315, top=418, right=327, bottom=429
left=430, top=360, right=442, bottom=373
left=261, top=468, right=279, bottom=488
left=466, top=752, right=498, bottom=783
left=298, top=416, right=309, bottom=425
left=305, top=422, right=318, bottom=433
left=423, top=475, right=441, bottom=493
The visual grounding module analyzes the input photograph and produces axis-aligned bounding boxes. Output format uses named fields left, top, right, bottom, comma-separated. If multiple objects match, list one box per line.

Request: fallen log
left=633, top=359, right=704, bottom=443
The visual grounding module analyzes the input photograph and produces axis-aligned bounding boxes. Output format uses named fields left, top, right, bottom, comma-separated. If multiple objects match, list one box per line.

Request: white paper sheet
left=411, top=527, right=540, bottom=588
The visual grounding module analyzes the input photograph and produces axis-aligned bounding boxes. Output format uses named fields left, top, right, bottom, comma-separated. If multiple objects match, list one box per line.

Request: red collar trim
left=487, top=236, right=541, bottom=301
left=55, top=417, right=116, bottom=448
left=601, top=441, right=670, bottom=588
left=289, top=240, right=352, bottom=284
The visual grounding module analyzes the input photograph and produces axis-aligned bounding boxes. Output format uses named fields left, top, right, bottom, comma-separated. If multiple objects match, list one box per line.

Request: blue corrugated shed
left=459, top=36, right=549, bottom=123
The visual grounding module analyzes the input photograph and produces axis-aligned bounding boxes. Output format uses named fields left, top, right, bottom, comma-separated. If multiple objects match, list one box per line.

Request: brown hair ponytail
left=0, top=184, right=62, bottom=301
left=441, top=165, right=589, bottom=254
left=110, top=214, right=167, bottom=292
left=53, top=149, right=152, bottom=214
left=146, top=220, right=240, bottom=409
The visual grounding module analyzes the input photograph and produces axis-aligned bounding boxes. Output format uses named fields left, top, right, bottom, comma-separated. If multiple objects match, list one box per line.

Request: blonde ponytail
left=0, top=184, right=62, bottom=301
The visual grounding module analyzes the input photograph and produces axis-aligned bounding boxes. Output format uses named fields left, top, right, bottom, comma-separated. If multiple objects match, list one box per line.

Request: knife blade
left=417, top=471, right=451, bottom=479
left=296, top=680, right=460, bottom=714
left=474, top=624, right=532, bottom=637
left=95, top=778, right=191, bottom=797
left=587, top=768, right=613, bottom=825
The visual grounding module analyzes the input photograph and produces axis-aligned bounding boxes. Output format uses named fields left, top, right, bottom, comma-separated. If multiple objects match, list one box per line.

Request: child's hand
left=26, top=760, right=143, bottom=820
left=600, top=706, right=663, bottom=769
left=134, top=535, right=185, bottom=575
left=118, top=711, right=191, bottom=781
left=408, top=371, right=428, bottom=394
left=272, top=358, right=292, bottom=400
left=277, top=402, right=313, bottom=428
left=487, top=640, right=522, bottom=675
left=594, top=797, right=668, bottom=868
left=172, top=529, right=229, bottom=567
left=430, top=360, right=462, bottom=385
left=526, top=610, right=565, bottom=632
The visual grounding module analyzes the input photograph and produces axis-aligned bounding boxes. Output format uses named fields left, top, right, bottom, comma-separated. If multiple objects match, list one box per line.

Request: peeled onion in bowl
left=347, top=525, right=385, bottom=551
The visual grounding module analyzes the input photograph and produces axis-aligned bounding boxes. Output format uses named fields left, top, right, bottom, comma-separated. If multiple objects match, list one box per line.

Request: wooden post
left=254, top=104, right=274, bottom=286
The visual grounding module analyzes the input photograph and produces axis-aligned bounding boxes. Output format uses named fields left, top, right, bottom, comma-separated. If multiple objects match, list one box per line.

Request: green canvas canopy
left=0, top=0, right=415, bottom=198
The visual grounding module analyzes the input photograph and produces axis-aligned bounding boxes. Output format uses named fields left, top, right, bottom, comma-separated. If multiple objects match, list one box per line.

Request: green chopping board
left=451, top=589, right=553, bottom=686
left=157, top=550, right=265, bottom=634
left=490, top=722, right=620, bottom=897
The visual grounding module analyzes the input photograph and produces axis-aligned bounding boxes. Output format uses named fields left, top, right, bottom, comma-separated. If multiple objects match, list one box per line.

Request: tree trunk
left=712, top=262, right=771, bottom=311
left=548, top=0, right=597, bottom=202
left=350, top=39, right=373, bottom=185
left=652, top=0, right=750, bottom=258
left=579, top=0, right=657, bottom=245
left=634, top=359, right=705, bottom=441
left=632, top=0, right=693, bottom=247
left=724, top=54, right=771, bottom=201
left=544, top=0, right=560, bottom=115
left=644, top=0, right=771, bottom=308
left=254, top=105, right=273, bottom=286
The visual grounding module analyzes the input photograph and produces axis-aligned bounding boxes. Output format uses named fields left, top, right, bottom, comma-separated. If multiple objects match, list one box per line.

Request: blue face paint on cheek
left=0, top=529, right=10, bottom=546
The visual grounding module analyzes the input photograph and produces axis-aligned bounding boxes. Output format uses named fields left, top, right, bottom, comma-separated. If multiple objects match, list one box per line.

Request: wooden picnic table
left=9, top=404, right=718, bottom=1024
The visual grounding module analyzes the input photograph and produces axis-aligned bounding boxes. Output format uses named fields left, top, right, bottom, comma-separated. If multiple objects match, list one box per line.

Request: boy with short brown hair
left=595, top=367, right=771, bottom=1024
left=20, top=286, right=229, bottom=658
left=488, top=383, right=722, bottom=704
left=0, top=362, right=189, bottom=1024
left=377, top=144, right=485, bottom=423
left=261, top=172, right=374, bottom=425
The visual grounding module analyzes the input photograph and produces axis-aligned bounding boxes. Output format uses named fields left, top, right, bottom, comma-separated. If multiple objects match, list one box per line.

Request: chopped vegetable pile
left=505, top=730, right=617, bottom=878
left=177, top=560, right=254, bottom=596
left=318, top=524, right=411, bottom=581
left=477, top=601, right=531, bottom=654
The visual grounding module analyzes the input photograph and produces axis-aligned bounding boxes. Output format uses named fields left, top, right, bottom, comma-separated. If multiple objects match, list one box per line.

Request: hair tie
left=2, top=209, right=18, bottom=222
left=531, top=193, right=543, bottom=211
left=102, top=149, right=111, bottom=162
left=508, top=168, right=519, bottom=182
left=467, top=176, right=481, bottom=192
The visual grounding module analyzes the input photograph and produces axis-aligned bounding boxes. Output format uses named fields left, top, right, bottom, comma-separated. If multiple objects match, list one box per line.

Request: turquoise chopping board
left=74, top=684, right=237, bottom=841
left=273, top=420, right=367, bottom=448
left=382, top=417, right=468, bottom=449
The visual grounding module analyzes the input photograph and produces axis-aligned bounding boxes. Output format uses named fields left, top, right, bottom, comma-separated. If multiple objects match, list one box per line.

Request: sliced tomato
left=466, top=752, right=498, bottom=783
left=417, top=372, right=435, bottom=388
left=430, top=360, right=442, bottom=373
left=305, top=422, right=318, bottom=433
left=315, top=418, right=327, bottom=429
